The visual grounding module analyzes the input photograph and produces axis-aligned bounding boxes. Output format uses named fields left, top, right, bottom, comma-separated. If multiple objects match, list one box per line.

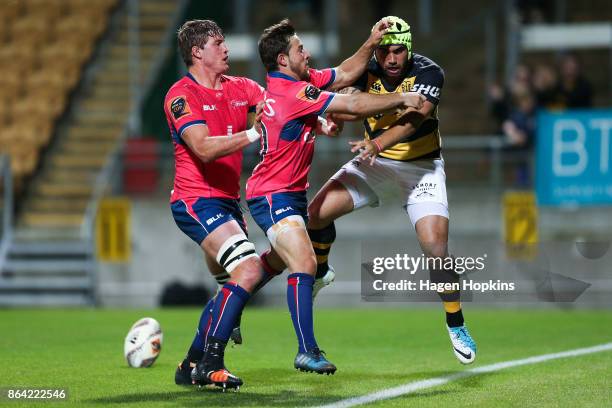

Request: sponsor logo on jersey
left=400, top=80, right=413, bottom=92
left=274, top=206, right=293, bottom=215
left=206, top=213, right=224, bottom=225
left=297, top=85, right=322, bottom=102
left=170, top=96, right=191, bottom=119
left=412, top=83, right=440, bottom=98
left=203, top=104, right=217, bottom=111
left=231, top=100, right=248, bottom=107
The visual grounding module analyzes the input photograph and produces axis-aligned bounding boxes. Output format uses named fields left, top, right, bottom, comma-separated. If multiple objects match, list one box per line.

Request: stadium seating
left=0, top=0, right=118, bottom=190
left=14, top=0, right=176, bottom=232
left=1, top=0, right=177, bottom=307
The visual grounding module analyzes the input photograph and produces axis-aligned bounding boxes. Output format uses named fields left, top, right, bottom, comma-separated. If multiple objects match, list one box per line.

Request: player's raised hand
left=368, top=17, right=390, bottom=46
left=401, top=92, right=426, bottom=110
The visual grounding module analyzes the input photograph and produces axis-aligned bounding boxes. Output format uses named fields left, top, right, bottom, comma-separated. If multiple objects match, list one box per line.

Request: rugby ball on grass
left=124, top=317, right=163, bottom=368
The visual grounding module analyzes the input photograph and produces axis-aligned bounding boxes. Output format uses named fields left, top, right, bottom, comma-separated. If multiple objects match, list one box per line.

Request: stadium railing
left=441, top=134, right=507, bottom=186
left=112, top=134, right=527, bottom=194
left=312, top=134, right=530, bottom=190
left=0, top=154, right=13, bottom=274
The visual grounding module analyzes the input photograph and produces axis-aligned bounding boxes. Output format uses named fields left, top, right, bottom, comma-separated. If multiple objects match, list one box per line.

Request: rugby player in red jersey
left=246, top=19, right=425, bottom=374
left=164, top=19, right=268, bottom=390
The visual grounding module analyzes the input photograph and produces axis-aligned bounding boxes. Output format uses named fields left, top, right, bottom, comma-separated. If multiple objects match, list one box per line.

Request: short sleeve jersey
left=246, top=68, right=336, bottom=198
left=164, top=73, right=264, bottom=201
left=353, top=53, right=445, bottom=161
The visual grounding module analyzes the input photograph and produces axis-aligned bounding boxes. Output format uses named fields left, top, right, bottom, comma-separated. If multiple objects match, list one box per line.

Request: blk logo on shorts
left=275, top=206, right=293, bottom=215
left=206, top=213, right=224, bottom=225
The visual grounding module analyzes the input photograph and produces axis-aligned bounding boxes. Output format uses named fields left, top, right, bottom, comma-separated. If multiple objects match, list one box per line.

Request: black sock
left=307, top=223, right=336, bottom=279
left=446, top=309, right=464, bottom=328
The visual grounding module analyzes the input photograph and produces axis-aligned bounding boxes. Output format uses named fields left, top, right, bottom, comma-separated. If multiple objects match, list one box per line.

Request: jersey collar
left=185, top=72, right=199, bottom=84
left=268, top=71, right=298, bottom=82
left=185, top=72, right=226, bottom=88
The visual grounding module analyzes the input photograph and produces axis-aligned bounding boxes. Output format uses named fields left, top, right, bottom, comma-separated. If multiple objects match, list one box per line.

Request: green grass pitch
left=1, top=308, right=611, bottom=407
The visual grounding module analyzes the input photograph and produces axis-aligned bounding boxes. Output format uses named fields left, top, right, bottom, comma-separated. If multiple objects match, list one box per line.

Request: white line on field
left=316, top=342, right=612, bottom=408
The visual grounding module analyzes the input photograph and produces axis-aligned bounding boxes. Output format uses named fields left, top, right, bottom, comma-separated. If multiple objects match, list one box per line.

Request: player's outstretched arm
left=326, top=91, right=425, bottom=117
left=328, top=18, right=390, bottom=91
left=181, top=102, right=263, bottom=163
left=327, top=87, right=363, bottom=122
left=350, top=100, right=436, bottom=164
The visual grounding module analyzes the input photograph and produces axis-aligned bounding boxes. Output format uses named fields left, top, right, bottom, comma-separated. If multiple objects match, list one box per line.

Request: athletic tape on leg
left=266, top=215, right=305, bottom=247
left=216, top=234, right=258, bottom=273
left=213, top=271, right=231, bottom=286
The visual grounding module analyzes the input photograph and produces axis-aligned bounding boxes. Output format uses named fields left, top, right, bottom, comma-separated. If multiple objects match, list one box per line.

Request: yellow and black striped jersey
left=353, top=53, right=444, bottom=161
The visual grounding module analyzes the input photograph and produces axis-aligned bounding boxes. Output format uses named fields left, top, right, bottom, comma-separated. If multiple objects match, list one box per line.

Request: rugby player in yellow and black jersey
left=352, top=50, right=443, bottom=162
left=306, top=16, right=478, bottom=365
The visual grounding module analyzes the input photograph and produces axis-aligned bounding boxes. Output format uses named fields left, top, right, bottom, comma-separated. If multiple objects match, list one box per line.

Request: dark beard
left=289, top=60, right=309, bottom=81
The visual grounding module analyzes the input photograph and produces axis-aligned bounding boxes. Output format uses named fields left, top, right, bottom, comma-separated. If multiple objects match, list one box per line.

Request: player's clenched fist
left=401, top=92, right=426, bottom=110
left=253, top=101, right=265, bottom=135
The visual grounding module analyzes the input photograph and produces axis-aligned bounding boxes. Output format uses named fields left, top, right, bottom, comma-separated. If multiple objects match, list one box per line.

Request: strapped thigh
left=265, top=214, right=306, bottom=248
left=215, top=233, right=258, bottom=273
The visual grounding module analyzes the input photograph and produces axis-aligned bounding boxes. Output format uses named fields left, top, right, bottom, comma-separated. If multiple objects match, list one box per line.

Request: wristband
left=246, top=127, right=260, bottom=142
left=372, top=138, right=383, bottom=153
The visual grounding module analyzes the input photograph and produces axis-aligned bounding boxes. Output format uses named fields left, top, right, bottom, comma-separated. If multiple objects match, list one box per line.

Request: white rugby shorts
left=330, top=156, right=449, bottom=226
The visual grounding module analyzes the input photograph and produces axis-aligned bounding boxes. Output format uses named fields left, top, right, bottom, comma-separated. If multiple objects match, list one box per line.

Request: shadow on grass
left=90, top=389, right=343, bottom=407
left=89, top=368, right=462, bottom=407
left=390, top=389, right=454, bottom=400
left=452, top=370, right=494, bottom=389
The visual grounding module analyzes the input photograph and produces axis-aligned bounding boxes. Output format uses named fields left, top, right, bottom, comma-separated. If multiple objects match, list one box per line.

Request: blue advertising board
left=536, top=110, right=612, bottom=206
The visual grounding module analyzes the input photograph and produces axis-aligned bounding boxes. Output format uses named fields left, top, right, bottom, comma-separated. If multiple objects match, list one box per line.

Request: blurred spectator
left=487, top=55, right=595, bottom=187
left=511, top=63, right=532, bottom=92
left=502, top=90, right=536, bottom=149
left=501, top=89, right=536, bottom=186
left=488, top=64, right=532, bottom=131
left=532, top=64, right=564, bottom=109
left=490, top=56, right=594, bottom=133
left=557, top=54, right=593, bottom=108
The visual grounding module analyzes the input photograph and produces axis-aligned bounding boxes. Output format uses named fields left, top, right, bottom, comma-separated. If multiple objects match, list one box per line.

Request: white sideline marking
left=316, top=342, right=612, bottom=408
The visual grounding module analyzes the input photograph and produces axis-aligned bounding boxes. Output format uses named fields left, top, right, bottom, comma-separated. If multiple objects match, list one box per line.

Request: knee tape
left=216, top=234, right=258, bottom=273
